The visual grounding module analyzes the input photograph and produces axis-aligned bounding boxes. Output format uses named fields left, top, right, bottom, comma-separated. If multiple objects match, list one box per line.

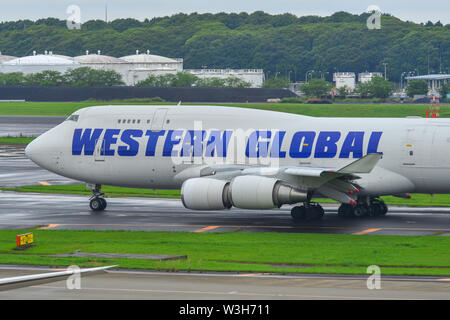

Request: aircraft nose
left=25, top=125, right=67, bottom=172
left=25, top=135, right=48, bottom=167
left=25, top=138, right=38, bottom=160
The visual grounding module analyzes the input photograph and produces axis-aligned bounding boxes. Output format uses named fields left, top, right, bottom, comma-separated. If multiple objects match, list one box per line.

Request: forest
left=0, top=11, right=448, bottom=82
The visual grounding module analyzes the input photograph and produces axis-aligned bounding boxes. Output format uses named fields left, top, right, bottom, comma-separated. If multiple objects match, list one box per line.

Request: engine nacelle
left=181, top=176, right=308, bottom=211
left=229, top=175, right=307, bottom=209
left=181, top=178, right=231, bottom=210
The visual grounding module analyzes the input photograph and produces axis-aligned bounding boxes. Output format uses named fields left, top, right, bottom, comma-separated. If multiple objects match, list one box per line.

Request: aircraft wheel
left=99, top=198, right=107, bottom=210
left=379, top=201, right=388, bottom=215
left=291, top=206, right=306, bottom=220
left=353, top=206, right=366, bottom=217
left=369, top=203, right=383, bottom=216
left=338, top=204, right=354, bottom=218
left=90, top=198, right=105, bottom=211
left=310, top=205, right=324, bottom=220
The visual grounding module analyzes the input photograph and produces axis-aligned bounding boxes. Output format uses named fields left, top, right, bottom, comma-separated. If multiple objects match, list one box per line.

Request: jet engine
left=181, top=176, right=307, bottom=210
left=181, top=178, right=232, bottom=210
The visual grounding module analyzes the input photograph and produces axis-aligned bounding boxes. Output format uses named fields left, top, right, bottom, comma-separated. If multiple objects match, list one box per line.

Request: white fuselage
left=26, top=105, right=450, bottom=196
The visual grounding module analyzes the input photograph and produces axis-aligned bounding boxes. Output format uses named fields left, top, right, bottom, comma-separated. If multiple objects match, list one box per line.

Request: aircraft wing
left=0, top=265, right=116, bottom=291
left=180, top=153, right=383, bottom=205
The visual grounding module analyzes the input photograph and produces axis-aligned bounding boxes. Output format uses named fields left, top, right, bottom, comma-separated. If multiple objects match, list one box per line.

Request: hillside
left=0, top=11, right=448, bottom=82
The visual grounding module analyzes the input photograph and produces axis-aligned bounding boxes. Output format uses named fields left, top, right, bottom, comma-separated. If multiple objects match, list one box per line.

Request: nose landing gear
left=88, top=184, right=107, bottom=212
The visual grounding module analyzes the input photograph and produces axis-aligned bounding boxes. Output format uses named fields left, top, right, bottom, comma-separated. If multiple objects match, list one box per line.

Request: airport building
left=405, top=74, right=450, bottom=96
left=0, top=50, right=264, bottom=87
left=358, top=72, right=383, bottom=83
left=0, top=53, right=17, bottom=63
left=185, top=69, right=265, bottom=88
left=333, top=72, right=356, bottom=91
left=1, top=52, right=79, bottom=74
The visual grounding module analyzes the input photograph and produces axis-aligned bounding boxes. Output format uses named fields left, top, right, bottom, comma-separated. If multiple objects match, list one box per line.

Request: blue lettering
left=270, top=131, right=287, bottom=158
left=204, top=130, right=232, bottom=157
left=339, top=131, right=364, bottom=158
left=163, top=130, right=183, bottom=157
left=180, top=130, right=206, bottom=157
left=367, top=131, right=383, bottom=154
left=289, top=131, right=315, bottom=158
left=101, top=129, right=120, bottom=156
left=145, top=130, right=165, bottom=156
left=118, top=129, right=142, bottom=156
left=314, top=131, right=341, bottom=158
left=246, top=130, right=271, bottom=158
left=72, top=128, right=103, bottom=156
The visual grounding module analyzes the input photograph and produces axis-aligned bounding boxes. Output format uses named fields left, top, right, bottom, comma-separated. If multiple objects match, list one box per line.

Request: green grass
left=0, top=230, right=448, bottom=276
left=3, top=184, right=450, bottom=207
left=0, top=136, right=35, bottom=145
left=0, top=185, right=181, bottom=199
left=0, top=101, right=442, bottom=118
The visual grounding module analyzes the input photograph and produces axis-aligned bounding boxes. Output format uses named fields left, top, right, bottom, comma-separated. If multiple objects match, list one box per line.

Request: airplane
left=24, top=105, right=447, bottom=221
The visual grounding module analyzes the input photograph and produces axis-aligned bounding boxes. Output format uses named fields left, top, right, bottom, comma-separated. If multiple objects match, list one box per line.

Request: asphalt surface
left=0, top=147, right=76, bottom=187
left=0, top=266, right=448, bottom=300
left=0, top=191, right=449, bottom=235
left=0, top=144, right=449, bottom=235
left=0, top=116, right=65, bottom=137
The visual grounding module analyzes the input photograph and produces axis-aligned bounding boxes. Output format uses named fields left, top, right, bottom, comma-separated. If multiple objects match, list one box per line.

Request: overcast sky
left=0, top=0, right=448, bottom=24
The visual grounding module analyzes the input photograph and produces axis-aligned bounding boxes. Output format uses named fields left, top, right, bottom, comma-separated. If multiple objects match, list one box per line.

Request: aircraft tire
left=90, top=198, right=105, bottom=211
left=291, top=206, right=306, bottom=220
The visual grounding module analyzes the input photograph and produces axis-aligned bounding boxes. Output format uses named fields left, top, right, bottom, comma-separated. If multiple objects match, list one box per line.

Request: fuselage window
left=147, top=119, right=151, bottom=124
left=132, top=119, right=136, bottom=124
left=118, top=119, right=121, bottom=124
left=127, top=119, right=131, bottom=124
left=137, top=119, right=141, bottom=124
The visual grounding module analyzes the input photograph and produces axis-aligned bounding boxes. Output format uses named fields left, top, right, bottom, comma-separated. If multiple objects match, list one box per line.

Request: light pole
left=305, top=70, right=314, bottom=83
left=382, top=63, right=388, bottom=80
left=401, top=72, right=407, bottom=89
left=321, top=71, right=329, bottom=79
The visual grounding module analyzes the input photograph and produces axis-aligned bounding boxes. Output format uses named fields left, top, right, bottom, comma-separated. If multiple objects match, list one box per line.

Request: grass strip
left=0, top=230, right=448, bottom=276
left=0, top=101, right=442, bottom=118
left=0, top=136, right=35, bottom=145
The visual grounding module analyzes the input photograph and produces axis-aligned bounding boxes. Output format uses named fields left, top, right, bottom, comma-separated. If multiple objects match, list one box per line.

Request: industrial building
left=333, top=72, right=356, bottom=91
left=0, top=50, right=264, bottom=87
left=358, top=72, right=383, bottom=83
left=185, top=69, right=264, bottom=88
left=333, top=72, right=384, bottom=92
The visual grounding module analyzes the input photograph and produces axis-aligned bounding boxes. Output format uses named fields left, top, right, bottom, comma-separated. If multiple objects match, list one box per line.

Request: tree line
left=0, top=11, right=447, bottom=83
left=0, top=68, right=252, bottom=88
left=0, top=67, right=124, bottom=86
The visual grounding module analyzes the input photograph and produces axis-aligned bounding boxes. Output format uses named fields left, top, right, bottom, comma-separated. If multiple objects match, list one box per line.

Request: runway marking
left=37, top=181, right=51, bottom=186
left=0, top=222, right=448, bottom=233
left=194, top=226, right=220, bottom=232
left=31, top=284, right=405, bottom=300
left=39, top=224, right=60, bottom=230
left=353, top=228, right=382, bottom=235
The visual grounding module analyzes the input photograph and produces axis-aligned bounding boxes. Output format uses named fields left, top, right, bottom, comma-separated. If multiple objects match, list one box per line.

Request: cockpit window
left=66, top=114, right=79, bottom=122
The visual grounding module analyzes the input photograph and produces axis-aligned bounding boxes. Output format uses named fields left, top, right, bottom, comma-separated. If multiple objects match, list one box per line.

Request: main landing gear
left=338, top=198, right=388, bottom=218
left=291, top=203, right=324, bottom=221
left=88, top=184, right=107, bottom=212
